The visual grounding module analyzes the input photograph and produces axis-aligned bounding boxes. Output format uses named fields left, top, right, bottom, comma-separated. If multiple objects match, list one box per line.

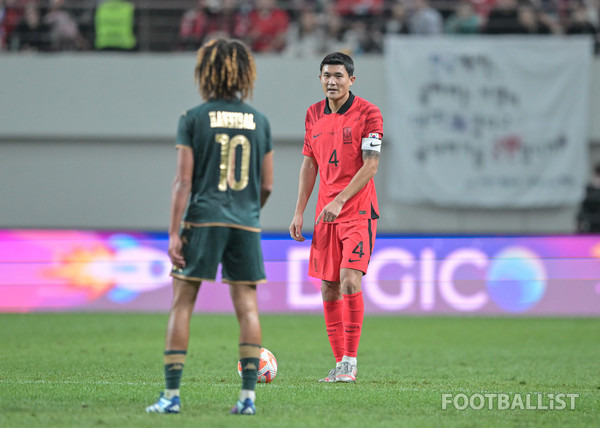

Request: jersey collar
left=209, top=96, right=242, bottom=103
left=324, top=92, right=355, bottom=115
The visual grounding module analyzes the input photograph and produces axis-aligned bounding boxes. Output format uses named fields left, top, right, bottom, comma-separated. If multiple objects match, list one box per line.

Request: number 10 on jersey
left=215, top=133, right=251, bottom=191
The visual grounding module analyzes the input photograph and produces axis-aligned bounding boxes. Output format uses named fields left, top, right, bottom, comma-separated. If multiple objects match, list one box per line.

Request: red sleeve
left=302, top=108, right=314, bottom=157
left=362, top=103, right=384, bottom=139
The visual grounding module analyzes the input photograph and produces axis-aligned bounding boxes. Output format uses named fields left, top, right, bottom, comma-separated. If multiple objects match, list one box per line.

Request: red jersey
left=247, top=8, right=290, bottom=52
left=303, top=93, right=383, bottom=223
left=335, top=0, right=384, bottom=16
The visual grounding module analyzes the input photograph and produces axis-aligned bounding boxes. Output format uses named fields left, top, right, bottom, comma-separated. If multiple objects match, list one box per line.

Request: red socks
left=342, top=291, right=364, bottom=358
left=323, top=299, right=344, bottom=363
left=323, top=292, right=364, bottom=361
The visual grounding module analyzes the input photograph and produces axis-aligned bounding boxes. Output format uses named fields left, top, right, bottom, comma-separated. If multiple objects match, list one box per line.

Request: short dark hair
left=320, top=52, right=355, bottom=77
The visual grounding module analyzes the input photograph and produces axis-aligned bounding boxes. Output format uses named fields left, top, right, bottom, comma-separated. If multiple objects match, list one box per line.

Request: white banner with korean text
left=383, top=37, right=593, bottom=207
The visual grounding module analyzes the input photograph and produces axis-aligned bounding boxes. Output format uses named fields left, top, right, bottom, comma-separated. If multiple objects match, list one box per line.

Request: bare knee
left=321, top=280, right=342, bottom=301
left=340, top=269, right=363, bottom=295
left=171, top=278, right=200, bottom=312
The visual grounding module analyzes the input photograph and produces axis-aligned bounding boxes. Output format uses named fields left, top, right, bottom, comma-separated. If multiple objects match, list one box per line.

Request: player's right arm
left=289, top=155, right=318, bottom=242
left=168, top=146, right=194, bottom=269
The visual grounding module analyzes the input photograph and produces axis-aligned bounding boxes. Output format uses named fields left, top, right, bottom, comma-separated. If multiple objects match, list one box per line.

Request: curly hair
left=194, top=38, right=256, bottom=101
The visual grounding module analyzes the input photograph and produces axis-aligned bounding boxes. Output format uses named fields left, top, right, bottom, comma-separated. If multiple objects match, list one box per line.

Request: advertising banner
left=1, top=230, right=599, bottom=315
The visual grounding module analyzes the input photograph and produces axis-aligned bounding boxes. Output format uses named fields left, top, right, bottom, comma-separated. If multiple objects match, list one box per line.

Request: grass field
left=0, top=313, right=599, bottom=427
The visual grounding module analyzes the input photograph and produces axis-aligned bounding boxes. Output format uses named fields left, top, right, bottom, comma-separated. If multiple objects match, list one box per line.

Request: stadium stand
left=1, top=0, right=598, bottom=53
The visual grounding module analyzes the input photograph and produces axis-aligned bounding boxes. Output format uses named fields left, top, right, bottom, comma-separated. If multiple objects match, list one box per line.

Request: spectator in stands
left=482, top=0, right=523, bottom=34
left=565, top=0, right=599, bottom=43
left=565, top=2, right=600, bottom=54
left=335, top=0, right=384, bottom=20
left=536, top=0, right=561, bottom=20
left=2, top=0, right=27, bottom=50
left=284, top=6, right=324, bottom=57
left=243, top=0, right=290, bottom=53
left=383, top=0, right=410, bottom=35
left=69, top=0, right=95, bottom=49
left=469, top=0, right=497, bottom=20
left=215, top=0, right=246, bottom=40
left=407, top=0, right=443, bottom=35
left=577, top=0, right=600, bottom=27
left=0, top=0, right=7, bottom=49
left=345, top=15, right=384, bottom=53
left=515, top=2, right=554, bottom=33
left=538, top=6, right=564, bottom=34
left=44, top=0, right=87, bottom=50
left=178, top=0, right=244, bottom=51
left=577, top=162, right=600, bottom=233
left=178, top=0, right=208, bottom=50
left=94, top=0, right=136, bottom=51
left=321, top=8, right=356, bottom=54
left=10, top=2, right=51, bottom=51
left=445, top=1, right=482, bottom=34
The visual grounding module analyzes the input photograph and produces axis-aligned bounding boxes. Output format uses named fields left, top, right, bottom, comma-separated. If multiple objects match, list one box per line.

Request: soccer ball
left=237, top=347, right=277, bottom=383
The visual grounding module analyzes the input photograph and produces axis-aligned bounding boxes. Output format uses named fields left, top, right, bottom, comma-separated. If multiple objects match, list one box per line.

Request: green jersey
left=176, top=98, right=273, bottom=231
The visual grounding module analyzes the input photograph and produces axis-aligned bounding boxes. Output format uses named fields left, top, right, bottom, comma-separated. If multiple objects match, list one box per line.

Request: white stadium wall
left=1, top=51, right=599, bottom=233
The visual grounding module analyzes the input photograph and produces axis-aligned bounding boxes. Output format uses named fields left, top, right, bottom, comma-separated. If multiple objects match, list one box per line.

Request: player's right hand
left=168, top=234, right=186, bottom=269
left=289, top=215, right=305, bottom=242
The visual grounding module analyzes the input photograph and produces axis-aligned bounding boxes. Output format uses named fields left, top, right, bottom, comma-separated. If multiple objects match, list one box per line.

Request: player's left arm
left=316, top=148, right=380, bottom=224
left=261, top=150, right=274, bottom=208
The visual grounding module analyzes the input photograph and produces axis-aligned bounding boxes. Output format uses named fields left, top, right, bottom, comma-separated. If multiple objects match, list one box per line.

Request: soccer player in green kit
left=146, top=38, right=273, bottom=416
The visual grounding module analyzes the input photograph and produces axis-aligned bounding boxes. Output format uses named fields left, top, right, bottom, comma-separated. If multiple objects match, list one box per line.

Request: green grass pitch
left=0, top=313, right=599, bottom=427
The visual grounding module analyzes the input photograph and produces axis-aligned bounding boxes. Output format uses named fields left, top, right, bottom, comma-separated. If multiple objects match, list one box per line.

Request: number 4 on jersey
left=328, top=149, right=339, bottom=167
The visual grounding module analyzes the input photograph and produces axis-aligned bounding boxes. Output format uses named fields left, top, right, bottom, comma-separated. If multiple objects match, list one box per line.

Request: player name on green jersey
left=208, top=111, right=256, bottom=130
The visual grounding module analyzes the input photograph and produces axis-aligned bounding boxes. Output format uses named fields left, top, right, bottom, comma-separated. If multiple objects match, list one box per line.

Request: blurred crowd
left=1, top=0, right=599, bottom=53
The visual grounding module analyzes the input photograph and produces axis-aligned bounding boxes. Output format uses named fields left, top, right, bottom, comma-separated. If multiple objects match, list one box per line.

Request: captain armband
left=361, top=133, right=382, bottom=152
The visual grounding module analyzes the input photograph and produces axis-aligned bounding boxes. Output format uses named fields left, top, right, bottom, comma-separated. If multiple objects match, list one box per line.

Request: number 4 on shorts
left=348, top=241, right=364, bottom=262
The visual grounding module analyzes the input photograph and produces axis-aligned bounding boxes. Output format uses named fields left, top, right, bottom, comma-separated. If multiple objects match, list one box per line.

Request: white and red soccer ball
left=237, top=347, right=277, bottom=383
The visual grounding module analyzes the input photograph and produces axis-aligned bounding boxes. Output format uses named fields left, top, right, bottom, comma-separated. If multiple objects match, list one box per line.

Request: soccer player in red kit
left=289, top=52, right=383, bottom=383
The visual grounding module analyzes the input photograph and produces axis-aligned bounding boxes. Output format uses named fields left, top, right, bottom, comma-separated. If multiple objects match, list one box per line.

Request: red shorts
left=308, top=219, right=377, bottom=282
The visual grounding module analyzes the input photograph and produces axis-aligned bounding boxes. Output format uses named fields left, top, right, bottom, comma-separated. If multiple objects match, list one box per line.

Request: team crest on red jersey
left=343, top=127, right=352, bottom=144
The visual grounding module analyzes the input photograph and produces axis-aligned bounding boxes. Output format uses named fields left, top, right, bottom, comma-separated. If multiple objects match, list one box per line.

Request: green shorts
left=171, top=225, right=266, bottom=285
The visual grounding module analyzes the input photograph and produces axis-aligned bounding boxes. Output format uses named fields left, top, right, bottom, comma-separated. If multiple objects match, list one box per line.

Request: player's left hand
left=316, top=199, right=344, bottom=224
